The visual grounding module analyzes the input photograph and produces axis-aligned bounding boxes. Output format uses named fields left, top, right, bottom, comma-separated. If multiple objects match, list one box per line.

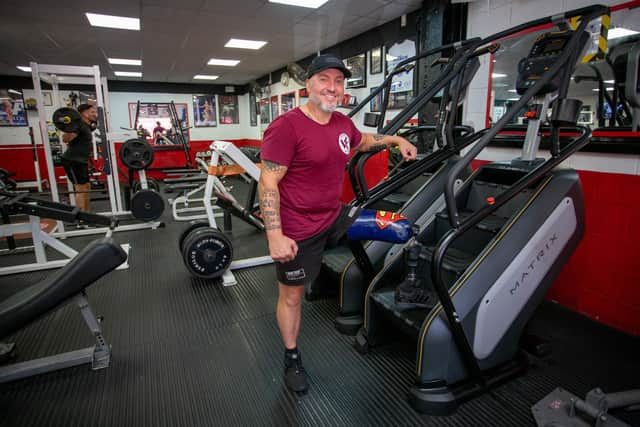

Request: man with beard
left=259, top=53, right=417, bottom=393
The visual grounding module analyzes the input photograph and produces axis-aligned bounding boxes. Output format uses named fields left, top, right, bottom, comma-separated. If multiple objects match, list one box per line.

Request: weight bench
left=0, top=236, right=127, bottom=383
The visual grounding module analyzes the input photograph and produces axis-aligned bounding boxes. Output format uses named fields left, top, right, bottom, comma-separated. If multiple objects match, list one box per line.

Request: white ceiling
left=0, top=0, right=422, bottom=84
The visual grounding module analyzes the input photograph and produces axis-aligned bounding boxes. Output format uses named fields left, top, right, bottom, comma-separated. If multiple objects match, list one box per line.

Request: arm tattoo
left=259, top=187, right=281, bottom=231
left=357, top=143, right=387, bottom=152
left=263, top=160, right=287, bottom=177
left=356, top=133, right=388, bottom=152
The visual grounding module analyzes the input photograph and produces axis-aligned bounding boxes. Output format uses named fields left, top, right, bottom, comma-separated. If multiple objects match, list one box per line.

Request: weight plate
left=130, top=189, right=164, bottom=221
left=52, top=107, right=82, bottom=133
left=132, top=178, right=160, bottom=194
left=179, top=221, right=210, bottom=253
left=119, top=138, right=155, bottom=170
left=181, top=228, right=233, bottom=279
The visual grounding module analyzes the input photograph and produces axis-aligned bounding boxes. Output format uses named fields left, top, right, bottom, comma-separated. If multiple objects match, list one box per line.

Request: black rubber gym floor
left=1, top=184, right=639, bottom=426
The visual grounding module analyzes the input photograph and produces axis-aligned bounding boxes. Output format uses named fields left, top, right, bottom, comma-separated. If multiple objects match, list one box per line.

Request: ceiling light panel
left=225, top=38, right=267, bottom=50
left=194, top=75, right=219, bottom=80
left=208, top=58, right=241, bottom=66
left=86, top=13, right=140, bottom=31
left=114, top=71, right=142, bottom=77
left=268, top=0, right=329, bottom=8
left=108, top=58, right=142, bottom=66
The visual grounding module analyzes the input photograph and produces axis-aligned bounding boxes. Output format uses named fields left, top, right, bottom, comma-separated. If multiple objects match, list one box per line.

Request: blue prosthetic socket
left=347, top=209, right=412, bottom=243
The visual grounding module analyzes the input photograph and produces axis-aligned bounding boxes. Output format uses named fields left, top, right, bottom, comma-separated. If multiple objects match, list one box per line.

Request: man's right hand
left=267, top=233, right=298, bottom=263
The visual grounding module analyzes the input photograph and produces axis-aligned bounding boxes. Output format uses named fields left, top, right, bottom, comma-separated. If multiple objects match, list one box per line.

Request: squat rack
left=29, top=62, right=161, bottom=236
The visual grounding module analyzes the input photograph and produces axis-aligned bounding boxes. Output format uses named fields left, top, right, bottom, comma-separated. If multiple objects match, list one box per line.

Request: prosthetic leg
left=346, top=209, right=432, bottom=309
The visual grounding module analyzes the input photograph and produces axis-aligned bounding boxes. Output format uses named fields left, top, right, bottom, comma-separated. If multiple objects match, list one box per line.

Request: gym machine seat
left=0, top=236, right=127, bottom=383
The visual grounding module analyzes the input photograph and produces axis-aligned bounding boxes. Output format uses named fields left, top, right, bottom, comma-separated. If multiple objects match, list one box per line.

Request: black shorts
left=61, top=159, right=90, bottom=185
left=276, top=205, right=361, bottom=286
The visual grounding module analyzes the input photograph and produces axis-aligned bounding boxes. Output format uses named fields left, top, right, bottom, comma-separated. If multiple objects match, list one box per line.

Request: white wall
left=109, top=91, right=260, bottom=142
left=0, top=88, right=261, bottom=148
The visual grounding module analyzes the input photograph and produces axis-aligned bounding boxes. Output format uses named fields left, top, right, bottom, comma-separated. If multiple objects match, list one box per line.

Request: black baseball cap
left=306, top=54, right=352, bottom=79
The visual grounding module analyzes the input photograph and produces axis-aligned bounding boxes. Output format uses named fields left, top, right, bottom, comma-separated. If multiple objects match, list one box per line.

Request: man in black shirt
left=60, top=103, right=97, bottom=213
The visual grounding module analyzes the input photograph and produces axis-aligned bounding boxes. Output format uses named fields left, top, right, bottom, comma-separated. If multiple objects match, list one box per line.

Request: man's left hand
left=396, top=138, right=418, bottom=161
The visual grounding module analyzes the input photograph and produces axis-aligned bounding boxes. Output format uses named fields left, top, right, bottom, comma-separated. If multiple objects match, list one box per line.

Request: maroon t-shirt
left=261, top=107, right=362, bottom=241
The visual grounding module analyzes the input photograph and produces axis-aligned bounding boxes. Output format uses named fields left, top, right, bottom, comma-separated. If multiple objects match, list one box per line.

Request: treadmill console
left=516, top=31, right=572, bottom=95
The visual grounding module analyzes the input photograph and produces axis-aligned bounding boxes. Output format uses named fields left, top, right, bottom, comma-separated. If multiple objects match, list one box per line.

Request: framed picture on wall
left=218, top=95, right=239, bottom=124
left=369, top=87, right=384, bottom=112
left=385, top=38, right=416, bottom=108
left=0, top=89, right=28, bottom=126
left=370, top=46, right=383, bottom=74
left=193, top=95, right=217, bottom=127
left=281, top=92, right=296, bottom=113
left=270, top=95, right=279, bottom=120
left=345, top=53, right=366, bottom=89
left=259, top=98, right=270, bottom=124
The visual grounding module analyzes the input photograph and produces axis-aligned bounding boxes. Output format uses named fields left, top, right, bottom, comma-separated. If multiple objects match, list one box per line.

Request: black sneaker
left=284, top=350, right=309, bottom=393
left=394, top=286, right=433, bottom=310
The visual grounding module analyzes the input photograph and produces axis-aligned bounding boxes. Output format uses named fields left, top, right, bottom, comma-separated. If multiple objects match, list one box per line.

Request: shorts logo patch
left=285, top=268, right=306, bottom=281
left=338, top=133, right=350, bottom=154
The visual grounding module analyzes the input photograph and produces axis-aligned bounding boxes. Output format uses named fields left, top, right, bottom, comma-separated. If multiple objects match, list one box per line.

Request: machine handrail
left=443, top=8, right=605, bottom=228
left=347, top=129, right=489, bottom=207
left=346, top=44, right=490, bottom=201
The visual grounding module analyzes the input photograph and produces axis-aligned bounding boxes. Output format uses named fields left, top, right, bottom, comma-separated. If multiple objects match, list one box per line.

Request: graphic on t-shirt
left=338, top=133, right=350, bottom=154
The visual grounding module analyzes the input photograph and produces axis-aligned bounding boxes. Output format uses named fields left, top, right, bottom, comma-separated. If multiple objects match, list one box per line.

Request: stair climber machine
left=348, top=4, right=610, bottom=415
left=309, top=41, right=502, bottom=337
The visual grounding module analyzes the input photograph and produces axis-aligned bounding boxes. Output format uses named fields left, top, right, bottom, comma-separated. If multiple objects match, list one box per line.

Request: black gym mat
left=1, top=182, right=638, bottom=426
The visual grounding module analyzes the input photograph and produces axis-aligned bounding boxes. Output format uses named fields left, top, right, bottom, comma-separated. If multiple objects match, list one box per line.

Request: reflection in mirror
left=488, top=4, right=640, bottom=131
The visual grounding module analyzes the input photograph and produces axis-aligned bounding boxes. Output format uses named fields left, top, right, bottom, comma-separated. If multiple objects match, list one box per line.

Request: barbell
left=52, top=107, right=82, bottom=133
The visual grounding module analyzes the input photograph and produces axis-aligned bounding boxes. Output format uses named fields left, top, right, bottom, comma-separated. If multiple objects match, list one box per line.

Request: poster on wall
left=281, top=92, right=296, bottom=113
left=369, top=87, right=383, bottom=112
left=386, top=39, right=416, bottom=94
left=0, top=89, right=28, bottom=126
left=193, top=95, right=217, bottom=127
left=127, top=102, right=189, bottom=138
left=259, top=99, right=270, bottom=124
left=249, top=92, right=257, bottom=127
left=370, top=46, right=383, bottom=74
left=270, top=96, right=279, bottom=120
left=344, top=53, right=367, bottom=89
left=218, top=95, right=239, bottom=124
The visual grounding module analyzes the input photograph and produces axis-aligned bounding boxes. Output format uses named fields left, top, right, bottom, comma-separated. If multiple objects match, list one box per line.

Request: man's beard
left=310, top=93, right=338, bottom=113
